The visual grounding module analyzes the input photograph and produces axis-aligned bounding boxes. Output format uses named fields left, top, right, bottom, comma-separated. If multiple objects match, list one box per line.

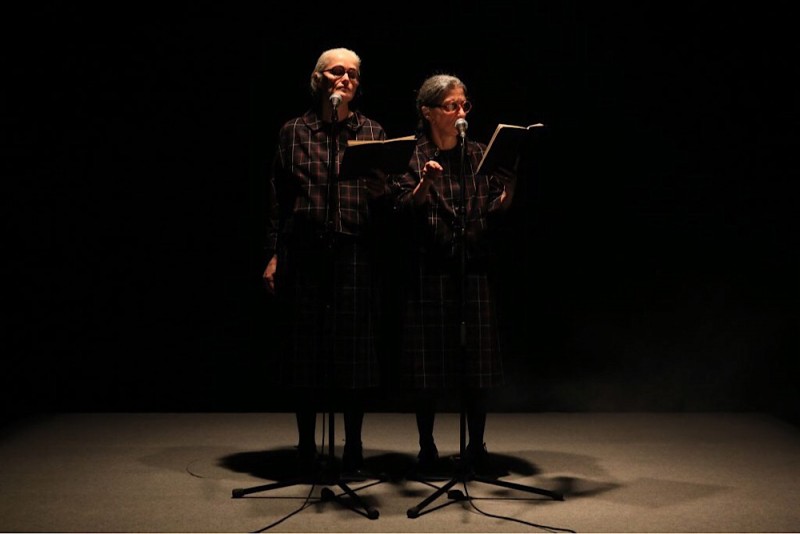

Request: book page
left=347, top=135, right=416, bottom=147
left=340, top=135, right=417, bottom=178
left=477, top=123, right=543, bottom=175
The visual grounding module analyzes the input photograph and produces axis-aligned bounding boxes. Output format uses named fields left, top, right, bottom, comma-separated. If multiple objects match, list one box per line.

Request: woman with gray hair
left=262, top=47, right=387, bottom=475
left=390, top=73, right=518, bottom=476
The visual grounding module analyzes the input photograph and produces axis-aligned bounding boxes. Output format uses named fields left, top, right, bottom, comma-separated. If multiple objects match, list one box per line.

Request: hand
left=262, top=255, right=277, bottom=295
left=421, top=160, right=443, bottom=185
left=493, top=166, right=518, bottom=207
left=492, top=165, right=517, bottom=187
left=361, top=168, right=388, bottom=198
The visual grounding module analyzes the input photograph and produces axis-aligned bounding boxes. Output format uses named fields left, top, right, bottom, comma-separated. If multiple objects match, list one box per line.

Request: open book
left=339, top=135, right=416, bottom=179
left=476, top=123, right=544, bottom=175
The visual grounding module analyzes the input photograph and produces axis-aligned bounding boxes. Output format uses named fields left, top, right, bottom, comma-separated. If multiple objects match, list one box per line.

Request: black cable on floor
left=252, top=483, right=316, bottom=533
left=462, top=480, right=576, bottom=533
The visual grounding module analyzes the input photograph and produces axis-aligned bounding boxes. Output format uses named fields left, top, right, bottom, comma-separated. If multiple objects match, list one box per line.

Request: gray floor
left=0, top=412, right=798, bottom=533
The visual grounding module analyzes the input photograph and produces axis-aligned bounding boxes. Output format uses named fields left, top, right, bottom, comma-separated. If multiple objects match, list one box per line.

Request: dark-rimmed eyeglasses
left=323, top=66, right=360, bottom=80
left=435, top=100, right=472, bottom=113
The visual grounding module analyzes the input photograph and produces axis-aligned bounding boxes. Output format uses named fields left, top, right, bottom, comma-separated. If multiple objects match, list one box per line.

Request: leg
left=466, top=387, right=488, bottom=451
left=293, top=389, right=320, bottom=470
left=465, top=388, right=493, bottom=473
left=296, top=411, right=317, bottom=452
left=415, top=390, right=439, bottom=465
left=342, top=390, right=365, bottom=472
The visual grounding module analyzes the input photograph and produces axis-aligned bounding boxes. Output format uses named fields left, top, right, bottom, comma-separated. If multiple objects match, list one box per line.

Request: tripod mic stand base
left=447, top=489, right=467, bottom=500
left=406, top=462, right=564, bottom=518
left=320, top=485, right=380, bottom=520
left=232, top=471, right=381, bottom=520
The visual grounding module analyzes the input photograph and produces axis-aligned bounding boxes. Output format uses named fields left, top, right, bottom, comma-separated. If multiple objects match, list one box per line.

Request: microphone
left=329, top=93, right=342, bottom=109
left=455, top=118, right=468, bottom=139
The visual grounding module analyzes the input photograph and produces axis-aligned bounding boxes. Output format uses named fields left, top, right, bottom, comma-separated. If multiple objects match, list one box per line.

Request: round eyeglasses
left=435, top=101, right=472, bottom=113
left=323, top=66, right=360, bottom=80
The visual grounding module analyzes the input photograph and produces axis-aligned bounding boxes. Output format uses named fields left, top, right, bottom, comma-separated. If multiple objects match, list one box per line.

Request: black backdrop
left=6, top=4, right=798, bottom=422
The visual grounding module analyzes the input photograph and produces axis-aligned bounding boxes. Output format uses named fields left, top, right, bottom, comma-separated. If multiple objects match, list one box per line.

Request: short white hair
left=309, top=47, right=361, bottom=97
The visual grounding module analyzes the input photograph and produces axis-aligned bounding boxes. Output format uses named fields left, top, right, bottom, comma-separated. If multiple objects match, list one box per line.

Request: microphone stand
left=406, top=129, right=563, bottom=519
left=232, top=99, right=380, bottom=521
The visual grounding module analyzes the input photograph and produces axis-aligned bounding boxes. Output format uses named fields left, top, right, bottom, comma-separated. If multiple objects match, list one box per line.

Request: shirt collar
left=303, top=109, right=363, bottom=133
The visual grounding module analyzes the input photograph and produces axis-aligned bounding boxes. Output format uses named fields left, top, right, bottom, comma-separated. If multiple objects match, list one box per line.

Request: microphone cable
left=251, top=483, right=316, bottom=533
left=253, top=407, right=327, bottom=532
left=461, top=480, right=576, bottom=533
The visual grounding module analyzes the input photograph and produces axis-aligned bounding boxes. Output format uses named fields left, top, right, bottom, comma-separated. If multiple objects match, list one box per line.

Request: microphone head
left=329, top=93, right=342, bottom=108
left=455, top=118, right=468, bottom=137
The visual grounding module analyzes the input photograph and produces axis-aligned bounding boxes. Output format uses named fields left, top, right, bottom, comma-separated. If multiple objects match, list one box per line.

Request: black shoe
left=342, top=443, right=364, bottom=474
left=413, top=444, right=451, bottom=480
left=465, top=442, right=498, bottom=477
left=296, top=444, right=318, bottom=474
left=417, top=443, right=439, bottom=472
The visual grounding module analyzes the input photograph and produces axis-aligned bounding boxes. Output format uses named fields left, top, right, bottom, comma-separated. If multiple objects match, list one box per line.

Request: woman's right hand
left=421, top=160, right=443, bottom=185
left=413, top=160, right=443, bottom=205
left=262, top=254, right=277, bottom=295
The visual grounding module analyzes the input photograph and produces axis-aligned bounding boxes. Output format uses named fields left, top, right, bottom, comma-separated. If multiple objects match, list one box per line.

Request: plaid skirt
left=273, top=237, right=381, bottom=389
left=398, top=261, right=504, bottom=389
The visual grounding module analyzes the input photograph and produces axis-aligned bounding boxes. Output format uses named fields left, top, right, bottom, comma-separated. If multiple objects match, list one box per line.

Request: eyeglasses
left=435, top=100, right=472, bottom=113
left=323, top=66, right=360, bottom=80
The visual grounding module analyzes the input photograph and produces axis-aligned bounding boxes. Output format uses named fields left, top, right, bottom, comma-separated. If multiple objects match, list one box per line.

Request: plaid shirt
left=389, top=133, right=510, bottom=389
left=265, top=108, right=387, bottom=389
left=266, top=109, right=386, bottom=256
left=390, top=134, right=507, bottom=263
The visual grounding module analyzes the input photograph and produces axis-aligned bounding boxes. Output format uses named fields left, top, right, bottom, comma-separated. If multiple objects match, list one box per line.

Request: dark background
left=5, top=4, right=797, bottom=422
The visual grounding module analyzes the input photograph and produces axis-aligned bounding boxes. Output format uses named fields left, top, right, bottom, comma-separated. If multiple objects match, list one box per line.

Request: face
left=424, top=87, right=471, bottom=138
left=320, top=50, right=360, bottom=105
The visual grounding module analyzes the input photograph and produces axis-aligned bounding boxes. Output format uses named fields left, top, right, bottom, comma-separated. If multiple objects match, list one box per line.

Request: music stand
left=232, top=102, right=381, bottom=520
left=406, top=128, right=563, bottom=519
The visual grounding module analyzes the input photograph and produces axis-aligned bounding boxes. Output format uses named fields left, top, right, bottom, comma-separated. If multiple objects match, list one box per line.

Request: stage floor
left=0, top=412, right=798, bottom=532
